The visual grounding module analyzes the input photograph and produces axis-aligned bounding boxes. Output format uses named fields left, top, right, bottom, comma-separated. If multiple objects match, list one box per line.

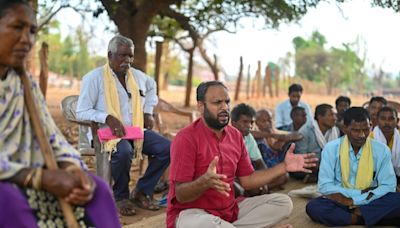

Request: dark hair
left=196, top=80, right=227, bottom=102
left=0, top=0, right=30, bottom=18
left=231, top=103, right=256, bottom=122
left=369, top=96, right=387, bottom=106
left=335, top=96, right=351, bottom=107
left=314, top=104, right=333, bottom=121
left=290, top=106, right=305, bottom=119
left=288, top=83, right=303, bottom=95
left=377, top=106, right=398, bottom=119
left=343, top=107, right=370, bottom=126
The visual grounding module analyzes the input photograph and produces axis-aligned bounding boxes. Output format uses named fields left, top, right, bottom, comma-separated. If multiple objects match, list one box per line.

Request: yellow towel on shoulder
left=103, top=63, right=144, bottom=159
left=340, top=135, right=373, bottom=190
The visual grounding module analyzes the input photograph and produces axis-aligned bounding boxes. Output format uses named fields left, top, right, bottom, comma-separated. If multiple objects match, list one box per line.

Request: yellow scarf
left=340, top=135, right=373, bottom=190
left=103, top=63, right=144, bottom=159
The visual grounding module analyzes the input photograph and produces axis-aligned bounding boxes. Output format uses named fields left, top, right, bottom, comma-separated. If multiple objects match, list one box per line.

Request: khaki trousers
left=176, top=193, right=293, bottom=228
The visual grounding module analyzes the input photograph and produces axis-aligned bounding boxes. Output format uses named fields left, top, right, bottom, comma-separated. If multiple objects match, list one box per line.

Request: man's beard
left=203, top=105, right=229, bottom=130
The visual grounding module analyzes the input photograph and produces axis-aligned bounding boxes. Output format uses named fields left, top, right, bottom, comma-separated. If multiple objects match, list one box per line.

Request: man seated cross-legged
left=306, top=107, right=400, bottom=226
left=167, top=81, right=318, bottom=228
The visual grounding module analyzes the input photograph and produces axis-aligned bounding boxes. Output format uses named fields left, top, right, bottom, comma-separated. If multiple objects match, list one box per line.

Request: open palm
left=284, top=144, right=318, bottom=173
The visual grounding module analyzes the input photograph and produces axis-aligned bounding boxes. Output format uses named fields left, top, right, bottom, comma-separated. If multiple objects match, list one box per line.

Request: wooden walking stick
left=16, top=67, right=79, bottom=228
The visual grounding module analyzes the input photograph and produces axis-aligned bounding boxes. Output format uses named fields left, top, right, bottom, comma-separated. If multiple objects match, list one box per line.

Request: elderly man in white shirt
left=76, top=35, right=170, bottom=216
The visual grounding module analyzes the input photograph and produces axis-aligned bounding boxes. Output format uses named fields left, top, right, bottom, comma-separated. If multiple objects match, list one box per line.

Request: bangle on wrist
left=23, top=169, right=35, bottom=187
left=32, top=167, right=43, bottom=190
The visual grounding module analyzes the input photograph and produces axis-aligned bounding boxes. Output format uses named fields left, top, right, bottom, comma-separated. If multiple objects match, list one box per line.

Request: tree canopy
left=96, top=0, right=328, bottom=71
left=292, top=31, right=366, bottom=94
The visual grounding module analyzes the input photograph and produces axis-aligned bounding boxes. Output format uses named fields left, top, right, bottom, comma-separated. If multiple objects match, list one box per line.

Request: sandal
left=116, top=199, right=136, bottom=216
left=131, top=190, right=160, bottom=211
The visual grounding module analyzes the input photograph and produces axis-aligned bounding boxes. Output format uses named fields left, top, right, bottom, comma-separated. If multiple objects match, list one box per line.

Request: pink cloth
left=97, top=126, right=143, bottom=143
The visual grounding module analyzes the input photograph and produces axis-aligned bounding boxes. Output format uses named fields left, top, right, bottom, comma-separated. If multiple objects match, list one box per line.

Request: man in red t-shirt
left=167, top=81, right=318, bottom=228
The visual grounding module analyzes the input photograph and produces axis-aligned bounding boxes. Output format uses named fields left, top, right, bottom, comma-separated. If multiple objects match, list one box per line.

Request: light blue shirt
left=318, top=137, right=396, bottom=206
left=244, top=134, right=262, bottom=161
left=274, top=99, right=313, bottom=129
left=76, top=66, right=158, bottom=126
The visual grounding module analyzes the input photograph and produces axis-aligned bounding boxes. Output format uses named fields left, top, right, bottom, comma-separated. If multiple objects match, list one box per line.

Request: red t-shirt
left=166, top=119, right=254, bottom=228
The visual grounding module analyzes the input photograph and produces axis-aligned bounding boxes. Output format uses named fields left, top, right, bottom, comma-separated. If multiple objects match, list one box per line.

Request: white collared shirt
left=76, top=66, right=158, bottom=126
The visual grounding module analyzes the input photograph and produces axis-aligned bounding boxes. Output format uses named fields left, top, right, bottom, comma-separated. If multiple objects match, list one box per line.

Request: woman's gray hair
left=107, top=35, right=134, bottom=53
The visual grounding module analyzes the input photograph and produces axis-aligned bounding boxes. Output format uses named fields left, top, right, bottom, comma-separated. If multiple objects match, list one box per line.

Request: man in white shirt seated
left=76, top=35, right=170, bottom=216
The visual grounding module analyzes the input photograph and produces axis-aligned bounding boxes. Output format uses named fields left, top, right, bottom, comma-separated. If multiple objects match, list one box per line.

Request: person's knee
left=91, top=175, right=113, bottom=199
left=0, top=183, right=27, bottom=214
left=306, top=198, right=328, bottom=222
left=278, top=194, right=293, bottom=216
left=115, top=140, right=133, bottom=161
left=305, top=199, right=317, bottom=218
left=268, top=193, right=293, bottom=217
left=177, top=209, right=229, bottom=228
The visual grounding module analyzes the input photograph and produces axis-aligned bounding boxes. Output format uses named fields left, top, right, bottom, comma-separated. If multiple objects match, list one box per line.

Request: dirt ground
left=47, top=84, right=373, bottom=227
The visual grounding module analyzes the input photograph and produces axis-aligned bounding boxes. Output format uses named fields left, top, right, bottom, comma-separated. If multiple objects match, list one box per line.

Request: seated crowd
left=1, top=3, right=398, bottom=224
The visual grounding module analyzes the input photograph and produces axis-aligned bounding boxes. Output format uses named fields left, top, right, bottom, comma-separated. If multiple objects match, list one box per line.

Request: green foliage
left=37, top=20, right=104, bottom=78
left=148, top=0, right=325, bottom=45
left=191, top=77, right=203, bottom=87
left=293, top=31, right=367, bottom=94
left=372, top=0, right=400, bottom=12
left=146, top=42, right=186, bottom=81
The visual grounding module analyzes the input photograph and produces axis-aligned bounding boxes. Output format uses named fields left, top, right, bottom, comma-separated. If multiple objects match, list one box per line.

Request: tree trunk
left=184, top=49, right=195, bottom=107
left=213, top=54, right=219, bottom=80
left=255, top=61, right=261, bottom=98
left=234, top=56, right=243, bottom=101
left=39, top=42, right=49, bottom=98
left=154, top=41, right=163, bottom=95
left=119, top=22, right=150, bottom=72
left=163, top=72, right=169, bottom=90
left=275, top=67, right=280, bottom=97
left=197, top=38, right=219, bottom=80
left=100, top=0, right=178, bottom=71
left=265, top=65, right=273, bottom=98
left=246, top=65, right=251, bottom=99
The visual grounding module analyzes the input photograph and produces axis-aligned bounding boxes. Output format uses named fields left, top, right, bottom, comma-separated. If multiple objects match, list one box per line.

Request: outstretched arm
left=238, top=144, right=317, bottom=190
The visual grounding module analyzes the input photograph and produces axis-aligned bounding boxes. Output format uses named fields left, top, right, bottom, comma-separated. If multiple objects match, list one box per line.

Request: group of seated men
left=73, top=34, right=400, bottom=227
left=76, top=36, right=400, bottom=227
left=224, top=83, right=400, bottom=227
left=3, top=2, right=399, bottom=226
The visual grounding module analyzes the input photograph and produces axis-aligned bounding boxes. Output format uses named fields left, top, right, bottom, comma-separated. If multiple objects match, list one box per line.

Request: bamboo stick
left=16, top=67, right=79, bottom=228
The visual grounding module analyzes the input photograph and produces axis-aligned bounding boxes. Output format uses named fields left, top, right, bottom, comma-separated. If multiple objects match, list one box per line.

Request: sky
left=209, top=0, right=400, bottom=76
left=56, top=0, right=400, bottom=77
